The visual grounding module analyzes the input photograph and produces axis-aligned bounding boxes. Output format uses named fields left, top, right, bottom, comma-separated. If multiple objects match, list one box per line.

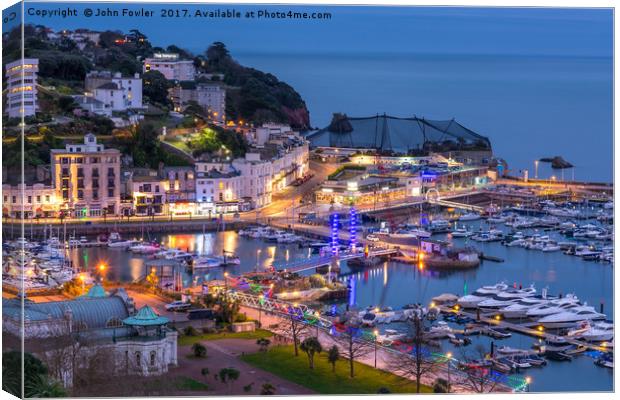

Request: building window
left=150, top=351, right=156, bottom=366
left=136, top=352, right=141, bottom=367
left=77, top=190, right=84, bottom=200
left=108, top=189, right=114, bottom=197
left=45, top=195, right=50, bottom=202
left=106, top=317, right=123, bottom=328
left=27, top=196, right=32, bottom=204
left=36, top=195, right=41, bottom=203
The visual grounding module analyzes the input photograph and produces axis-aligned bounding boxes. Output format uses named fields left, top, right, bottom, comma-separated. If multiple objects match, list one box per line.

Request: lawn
left=174, top=377, right=209, bottom=391
left=178, top=329, right=273, bottom=346
left=240, top=345, right=432, bottom=394
left=164, top=136, right=192, bottom=153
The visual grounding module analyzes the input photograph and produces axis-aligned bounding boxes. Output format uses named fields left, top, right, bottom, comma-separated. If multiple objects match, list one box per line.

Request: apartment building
left=169, top=82, right=225, bottom=122
left=4, top=58, right=39, bottom=118
left=84, top=71, right=143, bottom=112
left=143, top=53, right=196, bottom=81
left=50, top=134, right=121, bottom=217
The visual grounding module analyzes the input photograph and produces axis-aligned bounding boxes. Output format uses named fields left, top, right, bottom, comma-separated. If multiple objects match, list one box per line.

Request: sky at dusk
left=8, top=3, right=614, bottom=58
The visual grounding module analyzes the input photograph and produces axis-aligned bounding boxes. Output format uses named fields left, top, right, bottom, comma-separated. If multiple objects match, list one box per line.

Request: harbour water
left=236, top=52, right=613, bottom=183
left=69, top=223, right=613, bottom=392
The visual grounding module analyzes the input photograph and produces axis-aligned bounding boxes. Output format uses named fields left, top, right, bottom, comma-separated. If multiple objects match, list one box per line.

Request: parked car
left=165, top=301, right=191, bottom=312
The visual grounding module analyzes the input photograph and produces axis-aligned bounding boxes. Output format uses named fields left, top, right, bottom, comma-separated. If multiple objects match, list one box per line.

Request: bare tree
left=455, top=345, right=500, bottom=393
left=386, top=314, right=440, bottom=393
left=330, top=324, right=372, bottom=378
left=276, top=308, right=310, bottom=356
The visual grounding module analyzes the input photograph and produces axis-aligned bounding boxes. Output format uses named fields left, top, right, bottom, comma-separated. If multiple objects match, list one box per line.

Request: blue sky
left=12, top=3, right=613, bottom=57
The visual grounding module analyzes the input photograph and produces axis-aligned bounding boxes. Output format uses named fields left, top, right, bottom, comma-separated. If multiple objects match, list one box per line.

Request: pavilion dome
left=123, top=305, right=170, bottom=326
left=85, top=283, right=106, bottom=298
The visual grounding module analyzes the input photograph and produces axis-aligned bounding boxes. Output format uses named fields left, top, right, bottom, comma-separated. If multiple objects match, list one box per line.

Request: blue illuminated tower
left=331, top=213, right=339, bottom=256
left=349, top=206, right=357, bottom=252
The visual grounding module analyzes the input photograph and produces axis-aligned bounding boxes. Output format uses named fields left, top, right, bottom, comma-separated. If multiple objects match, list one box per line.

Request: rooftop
left=307, top=114, right=491, bottom=155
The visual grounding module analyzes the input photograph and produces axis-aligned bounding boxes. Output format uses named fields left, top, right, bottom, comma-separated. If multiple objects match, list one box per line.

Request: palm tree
left=327, top=345, right=340, bottom=373
left=300, top=337, right=323, bottom=369
left=219, top=367, right=240, bottom=394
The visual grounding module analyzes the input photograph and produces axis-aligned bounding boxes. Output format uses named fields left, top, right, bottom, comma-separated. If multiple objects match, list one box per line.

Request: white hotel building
left=4, top=58, right=39, bottom=118
left=143, top=53, right=196, bottom=81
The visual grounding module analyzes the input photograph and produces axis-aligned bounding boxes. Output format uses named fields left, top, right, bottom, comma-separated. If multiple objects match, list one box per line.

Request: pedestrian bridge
left=272, top=248, right=399, bottom=274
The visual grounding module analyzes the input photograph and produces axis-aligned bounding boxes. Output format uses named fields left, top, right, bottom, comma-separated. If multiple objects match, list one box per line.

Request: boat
left=457, top=282, right=509, bottom=308
left=459, top=212, right=481, bottom=221
left=107, top=232, right=135, bottom=248
left=477, top=285, right=537, bottom=309
left=578, top=321, right=614, bottom=342
left=429, top=219, right=451, bottom=233
left=594, top=353, right=613, bottom=368
left=520, top=354, right=547, bottom=366
left=544, top=350, right=572, bottom=361
left=564, top=345, right=588, bottom=355
left=500, top=296, right=551, bottom=319
left=537, top=305, right=607, bottom=328
left=451, top=227, right=474, bottom=238
left=426, top=321, right=453, bottom=339
left=525, top=294, right=581, bottom=318
left=496, top=346, right=530, bottom=355
left=485, top=327, right=512, bottom=339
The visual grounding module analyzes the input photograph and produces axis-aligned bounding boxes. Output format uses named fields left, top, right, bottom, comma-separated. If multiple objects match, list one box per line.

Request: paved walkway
left=170, top=338, right=313, bottom=396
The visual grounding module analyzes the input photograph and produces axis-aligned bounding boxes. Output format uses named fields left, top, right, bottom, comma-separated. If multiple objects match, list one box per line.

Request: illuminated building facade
left=1, top=183, right=57, bottom=218
left=143, top=53, right=195, bottom=81
left=4, top=58, right=39, bottom=118
left=50, top=134, right=121, bottom=217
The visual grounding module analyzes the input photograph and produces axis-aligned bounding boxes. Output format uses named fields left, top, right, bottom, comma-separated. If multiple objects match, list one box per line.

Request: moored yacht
left=457, top=282, right=508, bottom=308
left=537, top=305, right=607, bottom=328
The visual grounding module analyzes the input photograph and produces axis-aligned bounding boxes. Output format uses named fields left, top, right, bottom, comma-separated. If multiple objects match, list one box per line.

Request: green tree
left=192, top=343, right=207, bottom=358
left=218, top=367, right=240, bottom=394
left=327, top=345, right=340, bottom=373
left=143, top=70, right=172, bottom=106
left=201, top=367, right=210, bottom=383
left=300, top=337, right=323, bottom=369
left=256, top=338, right=271, bottom=352
left=2, top=351, right=65, bottom=398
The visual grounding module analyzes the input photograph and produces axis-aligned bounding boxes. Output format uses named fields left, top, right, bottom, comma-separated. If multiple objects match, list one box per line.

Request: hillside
left=2, top=25, right=311, bottom=129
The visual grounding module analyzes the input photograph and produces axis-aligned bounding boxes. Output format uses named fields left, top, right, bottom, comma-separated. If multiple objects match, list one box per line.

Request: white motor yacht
left=578, top=322, right=614, bottom=342
left=457, top=282, right=509, bottom=308
left=477, top=285, right=537, bottom=309
left=525, top=294, right=581, bottom=318
left=459, top=212, right=481, bottom=221
left=500, top=297, right=551, bottom=319
left=451, top=227, right=474, bottom=238
left=537, top=305, right=607, bottom=328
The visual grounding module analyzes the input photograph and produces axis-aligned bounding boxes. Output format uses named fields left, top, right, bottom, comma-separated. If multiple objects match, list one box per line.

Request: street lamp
left=224, top=272, right=229, bottom=292
left=373, top=329, right=379, bottom=368
left=258, top=294, right=264, bottom=327
left=315, top=311, right=320, bottom=336
left=446, top=352, right=452, bottom=392
left=525, top=376, right=532, bottom=392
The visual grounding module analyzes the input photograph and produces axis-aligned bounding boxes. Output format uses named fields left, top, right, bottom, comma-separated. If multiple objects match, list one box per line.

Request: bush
left=191, top=343, right=207, bottom=358
left=377, top=387, right=391, bottom=394
left=184, top=326, right=199, bottom=336
left=433, top=378, right=449, bottom=393
left=234, top=313, right=248, bottom=323
left=202, top=326, right=217, bottom=334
